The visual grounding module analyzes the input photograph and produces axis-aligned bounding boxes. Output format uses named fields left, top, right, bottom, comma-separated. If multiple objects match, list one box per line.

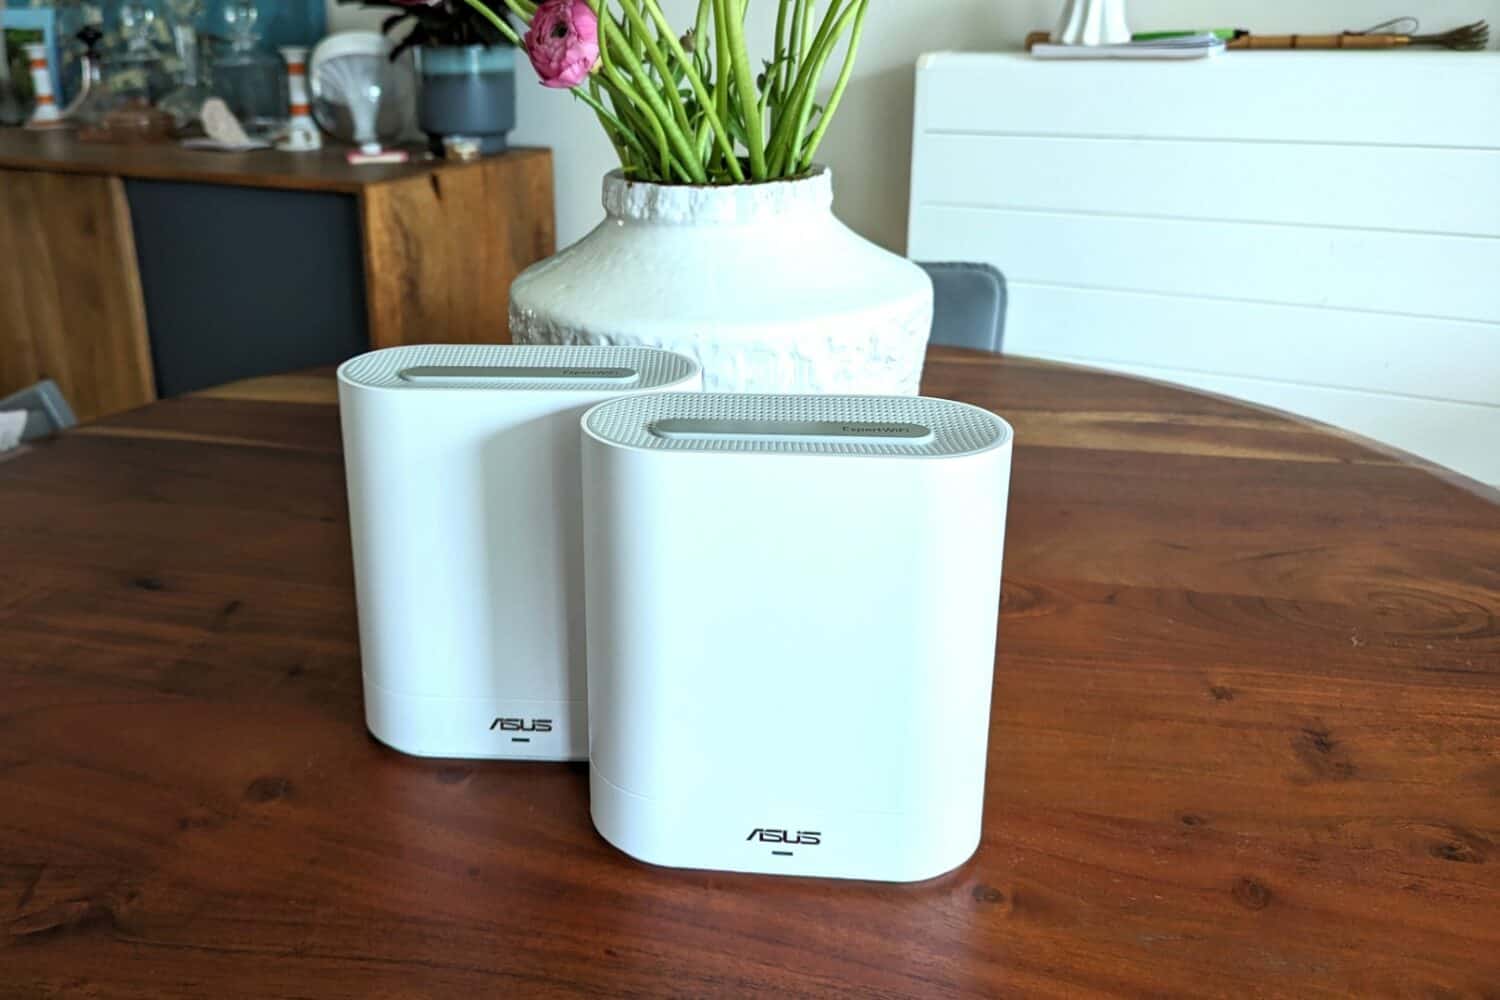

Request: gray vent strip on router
left=585, top=393, right=1010, bottom=457
left=339, top=345, right=698, bottom=391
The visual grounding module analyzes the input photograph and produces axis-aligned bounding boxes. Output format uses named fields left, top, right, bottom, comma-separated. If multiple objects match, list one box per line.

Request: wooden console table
left=0, top=129, right=555, bottom=422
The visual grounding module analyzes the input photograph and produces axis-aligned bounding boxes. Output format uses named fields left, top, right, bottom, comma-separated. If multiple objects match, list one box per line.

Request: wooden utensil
left=1229, top=21, right=1489, bottom=50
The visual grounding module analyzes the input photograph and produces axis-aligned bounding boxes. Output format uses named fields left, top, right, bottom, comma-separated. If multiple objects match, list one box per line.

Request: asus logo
left=489, top=718, right=553, bottom=732
left=746, top=828, right=821, bottom=846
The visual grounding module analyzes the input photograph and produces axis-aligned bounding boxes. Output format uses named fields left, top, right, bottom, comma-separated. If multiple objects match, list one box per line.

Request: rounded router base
left=364, top=680, right=585, bottom=761
left=589, top=766, right=978, bottom=883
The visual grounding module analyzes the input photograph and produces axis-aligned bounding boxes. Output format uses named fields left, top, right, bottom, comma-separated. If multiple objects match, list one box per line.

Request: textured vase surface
left=508, top=167, right=933, bottom=395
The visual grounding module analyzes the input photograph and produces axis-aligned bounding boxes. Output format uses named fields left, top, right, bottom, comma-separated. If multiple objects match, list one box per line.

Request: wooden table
left=3, top=348, right=1498, bottom=997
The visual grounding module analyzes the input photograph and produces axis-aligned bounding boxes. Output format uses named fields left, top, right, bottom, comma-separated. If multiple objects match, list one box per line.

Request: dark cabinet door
left=127, top=179, right=369, bottom=397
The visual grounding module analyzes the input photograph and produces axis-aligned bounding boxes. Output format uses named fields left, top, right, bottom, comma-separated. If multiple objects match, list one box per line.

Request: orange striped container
left=23, top=43, right=61, bottom=124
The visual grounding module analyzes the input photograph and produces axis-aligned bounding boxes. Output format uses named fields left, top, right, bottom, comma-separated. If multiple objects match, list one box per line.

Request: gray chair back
left=0, top=379, right=78, bottom=446
left=918, top=262, right=1007, bottom=353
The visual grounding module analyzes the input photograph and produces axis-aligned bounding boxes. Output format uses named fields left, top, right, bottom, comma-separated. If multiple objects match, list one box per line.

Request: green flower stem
left=484, top=0, right=535, bottom=22
left=763, top=0, right=842, bottom=168
left=613, top=0, right=695, bottom=147
left=583, top=85, right=632, bottom=162
left=591, top=8, right=675, bottom=178
left=592, top=4, right=707, bottom=182
left=786, top=0, right=808, bottom=101
left=604, top=67, right=699, bottom=183
left=641, top=0, right=744, bottom=183
left=798, top=0, right=867, bottom=171
left=580, top=80, right=652, bottom=172
left=460, top=0, right=523, bottom=45
left=598, top=39, right=676, bottom=179
left=770, top=0, right=790, bottom=111
left=711, top=0, right=732, bottom=177
left=624, top=5, right=647, bottom=61
left=692, top=0, right=712, bottom=63
left=766, top=0, right=857, bottom=174
left=781, top=15, right=847, bottom=175
left=722, top=0, right=766, bottom=178
left=797, top=0, right=816, bottom=57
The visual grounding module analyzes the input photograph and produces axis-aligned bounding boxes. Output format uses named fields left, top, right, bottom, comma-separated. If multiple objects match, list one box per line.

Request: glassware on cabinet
left=158, top=0, right=213, bottom=128
left=61, top=26, right=108, bottom=124
left=104, top=2, right=172, bottom=106
left=211, top=1, right=287, bottom=140
left=75, top=18, right=174, bottom=142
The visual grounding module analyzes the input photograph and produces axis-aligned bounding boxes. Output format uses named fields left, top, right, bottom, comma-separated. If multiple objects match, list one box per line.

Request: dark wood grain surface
left=2, top=348, right=1497, bottom=998
left=0, top=128, right=550, bottom=194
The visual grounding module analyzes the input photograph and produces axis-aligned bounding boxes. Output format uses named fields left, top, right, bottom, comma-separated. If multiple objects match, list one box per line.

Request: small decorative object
left=346, top=0, right=517, bottom=157
left=72, top=24, right=176, bottom=142
left=22, top=42, right=62, bottom=126
left=181, top=95, right=270, bottom=149
left=483, top=0, right=933, bottom=395
left=78, top=99, right=175, bottom=144
left=1229, top=19, right=1489, bottom=50
left=158, top=0, right=213, bottom=128
left=61, top=26, right=107, bottom=123
left=276, top=45, right=321, bottom=151
left=106, top=3, right=172, bottom=106
left=1051, top=0, right=1131, bottom=46
left=415, top=44, right=515, bottom=156
left=309, top=31, right=413, bottom=154
left=3, top=6, right=61, bottom=114
left=1029, top=30, right=1224, bottom=60
left=211, top=1, right=288, bottom=140
left=75, top=7, right=173, bottom=141
left=442, top=134, right=480, bottom=160
left=319, top=48, right=388, bottom=159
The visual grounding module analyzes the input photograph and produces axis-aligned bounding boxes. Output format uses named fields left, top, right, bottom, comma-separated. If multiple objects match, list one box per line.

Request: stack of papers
left=1032, top=32, right=1226, bottom=59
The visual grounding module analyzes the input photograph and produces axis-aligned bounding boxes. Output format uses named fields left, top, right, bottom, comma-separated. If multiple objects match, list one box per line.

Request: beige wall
left=329, top=0, right=1500, bottom=250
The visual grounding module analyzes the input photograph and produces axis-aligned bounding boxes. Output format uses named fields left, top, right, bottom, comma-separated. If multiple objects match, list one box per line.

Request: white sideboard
left=909, top=51, right=1500, bottom=486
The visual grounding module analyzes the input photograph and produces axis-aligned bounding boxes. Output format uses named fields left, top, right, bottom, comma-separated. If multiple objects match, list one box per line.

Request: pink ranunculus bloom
left=524, top=0, right=601, bottom=89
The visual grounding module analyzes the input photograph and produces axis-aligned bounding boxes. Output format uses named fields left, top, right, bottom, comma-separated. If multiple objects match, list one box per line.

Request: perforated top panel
left=337, top=345, right=700, bottom=392
left=584, top=393, right=1010, bottom=458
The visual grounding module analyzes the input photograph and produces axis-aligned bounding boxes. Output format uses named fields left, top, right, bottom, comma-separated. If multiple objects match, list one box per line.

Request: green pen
left=1132, top=28, right=1246, bottom=41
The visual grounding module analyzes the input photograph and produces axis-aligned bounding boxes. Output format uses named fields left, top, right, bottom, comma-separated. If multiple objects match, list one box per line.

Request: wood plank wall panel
left=908, top=51, right=1500, bottom=486
left=0, top=169, right=155, bottom=422
left=360, top=151, right=555, bottom=349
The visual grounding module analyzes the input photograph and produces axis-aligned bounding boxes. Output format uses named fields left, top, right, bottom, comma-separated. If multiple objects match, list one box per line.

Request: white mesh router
left=338, top=344, right=701, bottom=760
left=581, top=393, right=1013, bottom=881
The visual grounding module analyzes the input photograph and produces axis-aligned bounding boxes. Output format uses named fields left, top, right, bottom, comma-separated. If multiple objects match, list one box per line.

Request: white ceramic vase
left=1051, top=0, right=1132, bottom=45
left=508, top=167, right=933, bottom=395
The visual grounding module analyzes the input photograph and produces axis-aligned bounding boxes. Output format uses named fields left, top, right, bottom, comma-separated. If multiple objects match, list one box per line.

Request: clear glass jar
left=102, top=2, right=172, bottom=106
left=158, top=0, right=213, bottom=128
left=210, top=1, right=287, bottom=139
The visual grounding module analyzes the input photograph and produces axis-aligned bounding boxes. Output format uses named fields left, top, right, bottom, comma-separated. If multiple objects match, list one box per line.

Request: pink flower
left=524, top=0, right=600, bottom=89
